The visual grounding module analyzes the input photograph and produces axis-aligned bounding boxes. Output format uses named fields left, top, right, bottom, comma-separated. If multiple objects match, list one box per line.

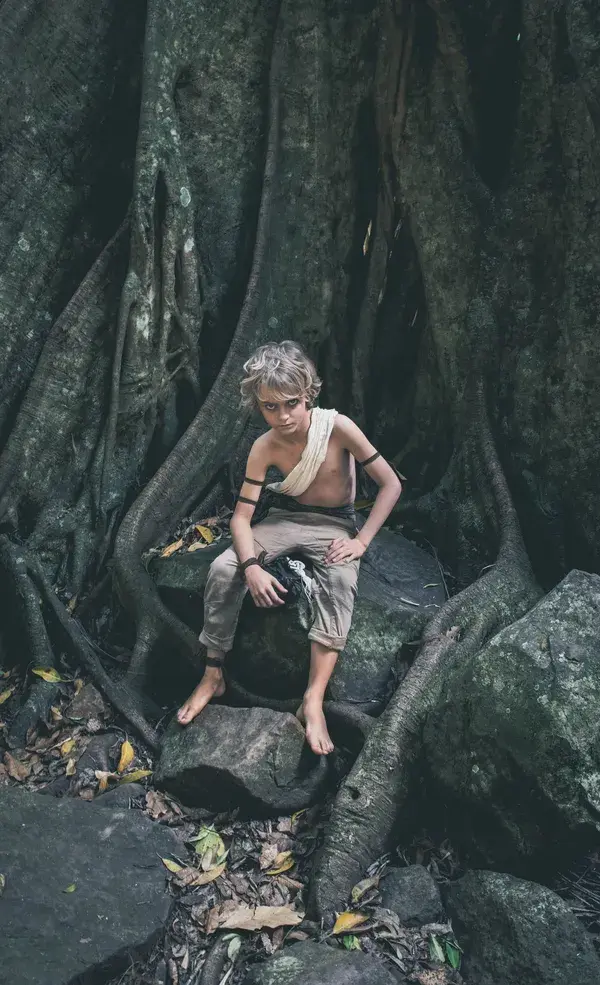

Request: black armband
left=237, top=495, right=259, bottom=506
left=359, top=451, right=381, bottom=467
left=243, top=476, right=264, bottom=486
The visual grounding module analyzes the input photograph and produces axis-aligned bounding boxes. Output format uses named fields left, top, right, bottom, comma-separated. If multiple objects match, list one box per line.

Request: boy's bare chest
left=270, top=434, right=352, bottom=492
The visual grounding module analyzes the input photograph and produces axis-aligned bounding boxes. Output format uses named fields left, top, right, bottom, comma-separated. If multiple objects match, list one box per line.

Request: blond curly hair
left=240, top=341, right=322, bottom=411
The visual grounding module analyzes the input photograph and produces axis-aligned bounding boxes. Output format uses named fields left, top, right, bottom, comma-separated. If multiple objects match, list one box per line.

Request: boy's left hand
left=325, top=536, right=366, bottom=565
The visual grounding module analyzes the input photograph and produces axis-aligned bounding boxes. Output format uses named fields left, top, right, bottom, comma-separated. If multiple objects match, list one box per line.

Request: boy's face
left=257, top=387, right=310, bottom=435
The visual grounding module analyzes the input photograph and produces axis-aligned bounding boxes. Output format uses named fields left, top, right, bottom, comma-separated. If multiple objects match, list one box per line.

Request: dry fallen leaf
left=50, top=706, right=63, bottom=723
left=63, top=883, right=77, bottom=893
left=259, top=842, right=280, bottom=871
left=73, top=678, right=84, bottom=695
left=332, top=911, right=369, bottom=935
left=160, top=538, right=184, bottom=559
left=118, top=769, right=152, bottom=784
left=173, top=863, right=226, bottom=888
left=415, top=972, right=448, bottom=985
left=4, top=753, right=31, bottom=782
left=95, top=770, right=117, bottom=793
left=60, top=738, right=76, bottom=757
left=266, top=852, right=295, bottom=876
left=351, top=876, right=380, bottom=902
left=205, top=902, right=304, bottom=934
left=0, top=688, right=14, bottom=705
left=195, top=524, right=214, bottom=544
left=162, top=858, right=183, bottom=874
left=117, top=739, right=135, bottom=773
left=191, top=826, right=226, bottom=871
left=145, top=789, right=170, bottom=819
left=65, top=758, right=76, bottom=777
left=32, top=667, right=62, bottom=683
left=0, top=873, right=5, bottom=896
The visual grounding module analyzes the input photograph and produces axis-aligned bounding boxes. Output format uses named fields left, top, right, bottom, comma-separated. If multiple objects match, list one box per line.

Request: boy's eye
left=265, top=403, right=276, bottom=411
left=287, top=399, right=299, bottom=407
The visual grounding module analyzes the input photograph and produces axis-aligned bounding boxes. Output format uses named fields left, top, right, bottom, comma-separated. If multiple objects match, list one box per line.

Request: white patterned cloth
left=266, top=407, right=338, bottom=497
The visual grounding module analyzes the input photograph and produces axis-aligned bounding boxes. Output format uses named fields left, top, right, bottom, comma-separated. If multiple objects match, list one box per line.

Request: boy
left=177, top=341, right=402, bottom=755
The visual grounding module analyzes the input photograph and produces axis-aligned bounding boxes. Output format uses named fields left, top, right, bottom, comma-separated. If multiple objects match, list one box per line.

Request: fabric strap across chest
left=266, top=407, right=338, bottom=497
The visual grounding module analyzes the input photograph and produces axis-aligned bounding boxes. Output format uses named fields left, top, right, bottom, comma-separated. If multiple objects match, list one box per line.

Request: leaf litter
left=0, top=665, right=464, bottom=985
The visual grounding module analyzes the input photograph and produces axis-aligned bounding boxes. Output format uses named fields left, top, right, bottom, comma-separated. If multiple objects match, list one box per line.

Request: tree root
left=112, top=21, right=284, bottom=690
left=310, top=384, right=544, bottom=916
left=199, top=936, right=230, bottom=985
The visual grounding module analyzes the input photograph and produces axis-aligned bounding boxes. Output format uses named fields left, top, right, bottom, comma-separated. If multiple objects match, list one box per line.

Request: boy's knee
left=207, top=548, right=239, bottom=586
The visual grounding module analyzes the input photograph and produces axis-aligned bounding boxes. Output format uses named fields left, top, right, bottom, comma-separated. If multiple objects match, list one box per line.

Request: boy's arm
left=230, top=438, right=288, bottom=607
left=229, top=439, right=268, bottom=563
left=326, top=415, right=402, bottom=563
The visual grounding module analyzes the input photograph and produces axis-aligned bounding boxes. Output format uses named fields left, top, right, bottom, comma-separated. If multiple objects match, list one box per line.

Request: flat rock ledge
left=0, top=787, right=179, bottom=985
left=155, top=705, right=327, bottom=815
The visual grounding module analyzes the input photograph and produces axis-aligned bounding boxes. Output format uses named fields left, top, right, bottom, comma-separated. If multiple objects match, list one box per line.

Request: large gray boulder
left=0, top=787, right=178, bottom=985
left=155, top=705, right=327, bottom=814
left=447, top=870, right=600, bottom=985
left=241, top=940, right=400, bottom=985
left=423, top=570, right=600, bottom=866
left=153, top=526, right=445, bottom=709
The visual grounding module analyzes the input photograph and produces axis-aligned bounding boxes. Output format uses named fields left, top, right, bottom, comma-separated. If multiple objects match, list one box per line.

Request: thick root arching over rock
left=310, top=387, right=543, bottom=916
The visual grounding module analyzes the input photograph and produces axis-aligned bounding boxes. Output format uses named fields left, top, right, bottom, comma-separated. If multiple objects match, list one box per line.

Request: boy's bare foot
left=177, top=669, right=225, bottom=725
left=297, top=692, right=334, bottom=755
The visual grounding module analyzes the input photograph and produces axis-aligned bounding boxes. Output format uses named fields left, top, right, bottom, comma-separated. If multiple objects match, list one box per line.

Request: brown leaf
left=117, top=739, right=135, bottom=773
left=4, top=753, right=31, bottom=782
left=145, top=789, right=170, bottom=819
left=173, top=863, right=226, bottom=888
left=205, top=902, right=304, bottom=934
left=95, top=770, right=117, bottom=792
left=160, top=538, right=184, bottom=558
left=259, top=843, right=280, bottom=871
left=332, top=911, right=369, bottom=935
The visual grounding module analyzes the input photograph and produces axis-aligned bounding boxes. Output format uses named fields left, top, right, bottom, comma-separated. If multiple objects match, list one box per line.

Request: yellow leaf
left=117, top=739, right=135, bottom=773
left=291, top=809, right=307, bottom=824
left=65, top=758, right=76, bottom=776
left=63, top=883, right=77, bottom=893
left=162, top=857, right=183, bottom=873
left=32, top=667, right=62, bottom=683
left=351, top=876, right=380, bottom=903
left=0, top=873, right=5, bottom=896
left=160, top=538, right=183, bottom=559
left=195, top=524, right=214, bottom=544
left=173, top=863, right=226, bottom=887
left=267, top=852, right=295, bottom=876
left=118, top=769, right=152, bottom=785
left=74, top=678, right=84, bottom=695
left=0, top=688, right=14, bottom=705
left=60, top=738, right=76, bottom=757
left=50, top=706, right=63, bottom=722
left=332, top=911, right=369, bottom=935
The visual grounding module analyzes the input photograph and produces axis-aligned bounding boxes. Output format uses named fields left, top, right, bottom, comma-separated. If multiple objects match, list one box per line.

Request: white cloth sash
left=267, top=407, right=338, bottom=498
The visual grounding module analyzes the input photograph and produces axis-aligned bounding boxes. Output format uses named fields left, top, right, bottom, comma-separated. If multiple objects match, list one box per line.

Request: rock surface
left=153, top=526, right=445, bottom=709
left=380, top=865, right=442, bottom=925
left=423, top=570, right=600, bottom=866
left=447, top=869, right=600, bottom=985
left=0, top=786, right=178, bottom=985
left=241, top=940, right=400, bottom=985
left=155, top=705, right=327, bottom=814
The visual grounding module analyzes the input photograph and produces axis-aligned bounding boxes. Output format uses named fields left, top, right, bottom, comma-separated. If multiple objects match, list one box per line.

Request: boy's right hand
left=245, top=567, right=288, bottom=607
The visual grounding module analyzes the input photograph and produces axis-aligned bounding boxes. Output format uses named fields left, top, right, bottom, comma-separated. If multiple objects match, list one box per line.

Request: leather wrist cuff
left=240, top=556, right=261, bottom=573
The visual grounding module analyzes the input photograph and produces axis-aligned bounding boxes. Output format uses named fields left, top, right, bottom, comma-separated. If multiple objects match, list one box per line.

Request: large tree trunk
left=1, top=0, right=599, bottom=909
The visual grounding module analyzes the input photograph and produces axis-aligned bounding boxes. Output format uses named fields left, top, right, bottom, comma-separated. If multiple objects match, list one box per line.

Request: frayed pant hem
left=308, top=629, right=346, bottom=652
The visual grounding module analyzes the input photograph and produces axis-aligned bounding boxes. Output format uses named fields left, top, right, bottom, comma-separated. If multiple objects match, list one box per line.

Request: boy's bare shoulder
left=246, top=430, right=275, bottom=474
left=333, top=414, right=377, bottom=459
